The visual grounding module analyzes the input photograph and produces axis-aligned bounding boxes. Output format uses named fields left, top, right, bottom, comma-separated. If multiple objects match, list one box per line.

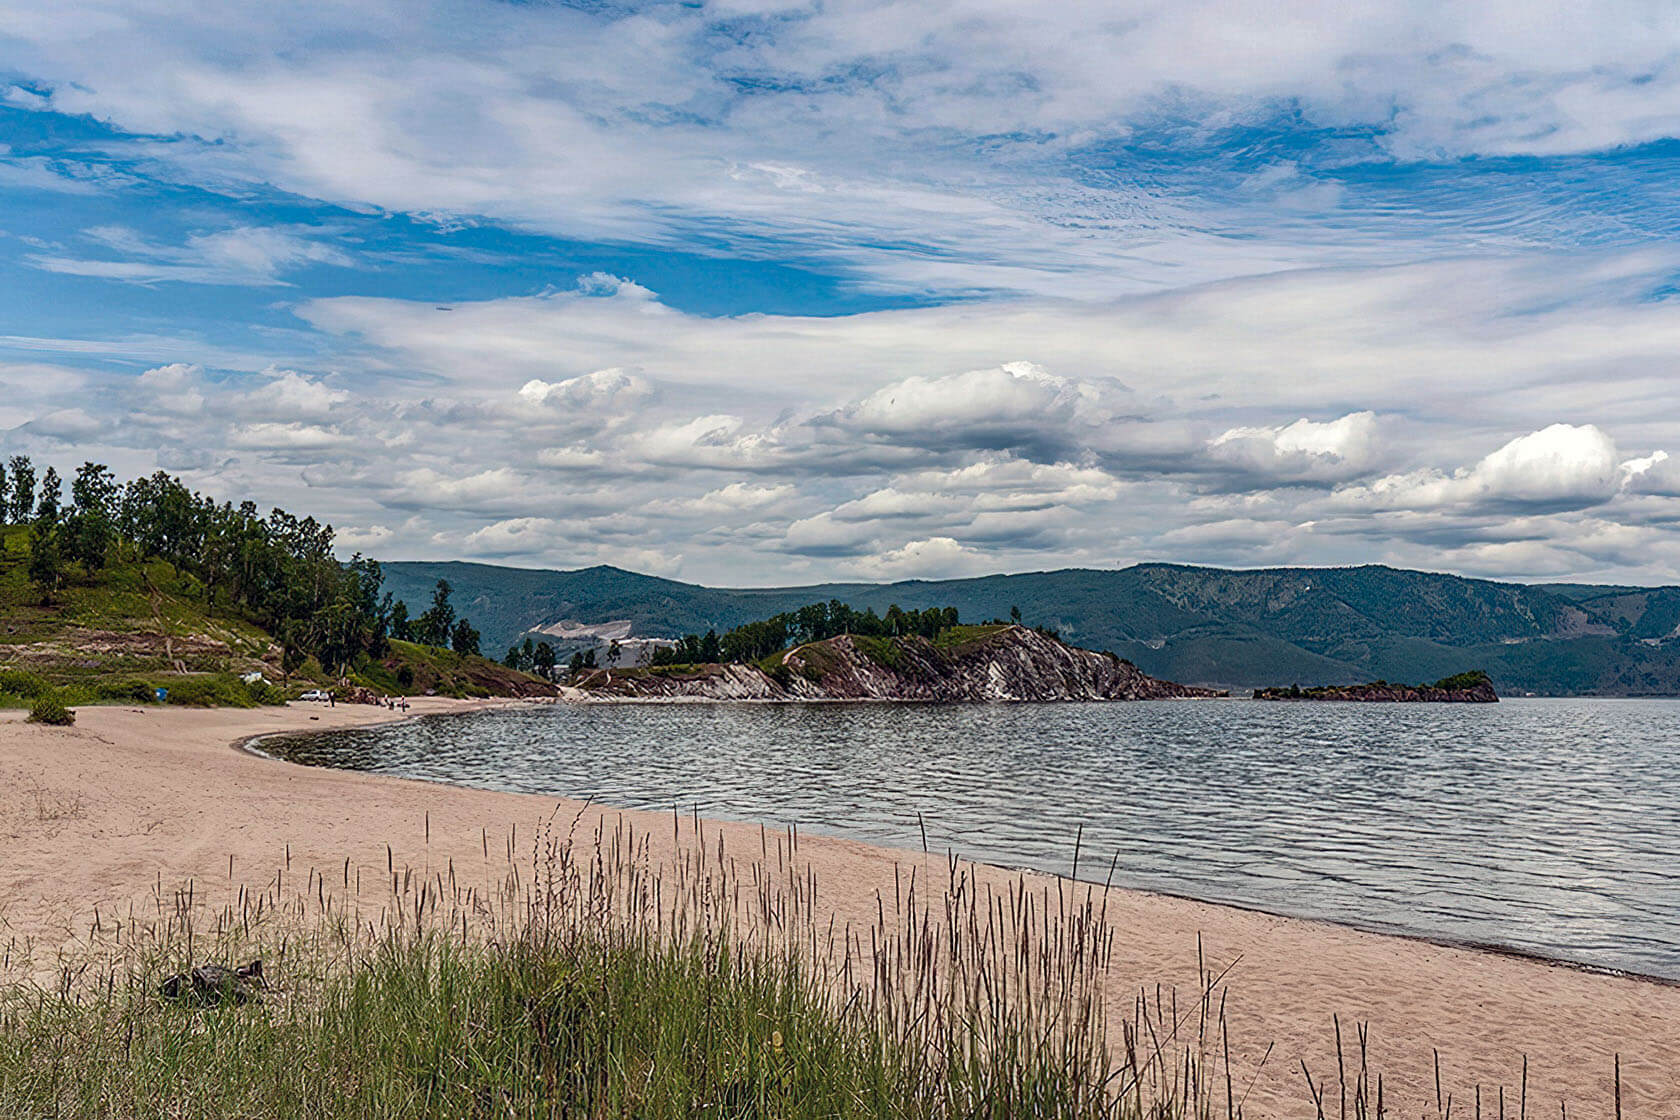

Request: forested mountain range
left=381, top=561, right=1680, bottom=696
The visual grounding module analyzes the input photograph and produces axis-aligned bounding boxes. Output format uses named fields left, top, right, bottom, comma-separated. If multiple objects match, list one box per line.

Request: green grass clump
left=25, top=693, right=74, bottom=725
left=929, top=624, right=1008, bottom=651
left=0, top=669, right=49, bottom=700
left=851, top=635, right=904, bottom=671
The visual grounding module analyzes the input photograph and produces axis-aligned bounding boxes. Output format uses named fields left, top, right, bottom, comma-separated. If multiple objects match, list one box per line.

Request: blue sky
left=5, top=1, right=1680, bottom=585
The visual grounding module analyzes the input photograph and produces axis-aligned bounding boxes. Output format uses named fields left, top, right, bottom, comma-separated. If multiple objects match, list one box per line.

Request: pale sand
left=1, top=701, right=1674, bottom=1117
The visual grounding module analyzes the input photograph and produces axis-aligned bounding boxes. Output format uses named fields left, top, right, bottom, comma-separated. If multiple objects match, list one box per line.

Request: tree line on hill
left=647, top=600, right=967, bottom=668
left=3, top=456, right=483, bottom=677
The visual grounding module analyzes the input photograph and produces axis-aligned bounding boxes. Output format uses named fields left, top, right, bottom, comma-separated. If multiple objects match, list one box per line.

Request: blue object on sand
left=155, top=687, right=168, bottom=702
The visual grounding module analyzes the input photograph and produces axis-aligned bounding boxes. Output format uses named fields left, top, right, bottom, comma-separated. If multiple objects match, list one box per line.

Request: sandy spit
left=1, top=701, right=1675, bottom=1117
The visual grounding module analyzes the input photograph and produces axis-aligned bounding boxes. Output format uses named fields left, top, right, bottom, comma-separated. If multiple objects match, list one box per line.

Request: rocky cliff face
left=572, top=625, right=1224, bottom=702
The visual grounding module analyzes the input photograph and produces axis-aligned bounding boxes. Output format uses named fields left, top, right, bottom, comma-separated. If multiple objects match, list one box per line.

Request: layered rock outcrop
left=572, top=625, right=1223, bottom=702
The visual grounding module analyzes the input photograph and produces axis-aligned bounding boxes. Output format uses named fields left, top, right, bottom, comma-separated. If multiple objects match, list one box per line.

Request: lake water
left=259, top=698, right=1680, bottom=980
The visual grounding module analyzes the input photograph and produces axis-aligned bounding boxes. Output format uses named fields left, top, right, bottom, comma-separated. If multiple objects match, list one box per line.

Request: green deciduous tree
left=450, top=617, right=480, bottom=657
left=35, top=467, right=61, bottom=523
left=8, top=456, right=35, bottom=523
left=26, top=520, right=64, bottom=603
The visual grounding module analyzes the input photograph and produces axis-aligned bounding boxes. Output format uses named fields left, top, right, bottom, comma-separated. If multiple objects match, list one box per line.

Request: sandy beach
left=1, top=701, right=1674, bottom=1117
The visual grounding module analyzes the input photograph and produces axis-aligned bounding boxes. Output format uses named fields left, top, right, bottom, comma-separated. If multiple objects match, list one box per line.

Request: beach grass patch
left=25, top=693, right=74, bottom=726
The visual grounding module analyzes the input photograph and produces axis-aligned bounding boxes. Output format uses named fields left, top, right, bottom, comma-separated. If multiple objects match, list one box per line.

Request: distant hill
left=380, top=561, right=1680, bottom=696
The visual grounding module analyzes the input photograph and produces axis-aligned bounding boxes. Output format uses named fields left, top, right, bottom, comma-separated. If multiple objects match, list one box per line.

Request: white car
left=298, top=689, right=330, bottom=702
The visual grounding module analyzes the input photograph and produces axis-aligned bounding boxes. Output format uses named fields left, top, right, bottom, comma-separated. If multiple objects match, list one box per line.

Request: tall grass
left=0, top=808, right=1259, bottom=1118
left=0, top=808, right=1628, bottom=1118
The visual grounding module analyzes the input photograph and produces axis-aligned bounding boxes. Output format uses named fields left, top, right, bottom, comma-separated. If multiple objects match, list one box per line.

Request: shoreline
left=3, top=700, right=1677, bottom=1115
left=248, top=700, right=1679, bottom=990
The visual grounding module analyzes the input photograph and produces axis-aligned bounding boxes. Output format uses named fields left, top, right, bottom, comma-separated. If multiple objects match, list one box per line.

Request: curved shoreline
left=248, top=701, right=1676, bottom=989
left=3, top=700, right=1677, bottom=1115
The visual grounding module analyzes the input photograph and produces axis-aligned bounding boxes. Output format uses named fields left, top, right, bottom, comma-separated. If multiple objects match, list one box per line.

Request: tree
left=8, top=456, right=35, bottom=523
left=700, top=629, right=720, bottom=662
left=1010, top=604, right=1022, bottom=625
left=63, top=509, right=114, bottom=574
left=27, top=520, right=64, bottom=603
left=503, top=646, right=521, bottom=669
left=35, top=467, right=61, bottom=523
left=534, top=641, right=556, bottom=679
left=450, top=617, right=480, bottom=657
left=607, top=638, right=621, bottom=666
left=568, top=651, right=584, bottom=680
left=519, top=637, right=535, bottom=672
left=416, top=580, right=455, bottom=647
left=390, top=600, right=411, bottom=642
left=71, top=462, right=118, bottom=517
left=64, top=462, right=116, bottom=574
left=281, top=641, right=308, bottom=685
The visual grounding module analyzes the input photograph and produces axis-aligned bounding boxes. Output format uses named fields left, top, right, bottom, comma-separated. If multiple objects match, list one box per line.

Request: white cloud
left=28, top=225, right=352, bottom=286
left=239, top=370, right=351, bottom=421
left=517, top=368, right=655, bottom=416
left=1339, top=424, right=1626, bottom=512
left=13, top=1, right=1680, bottom=302
left=1208, top=412, right=1382, bottom=483
left=845, top=537, right=992, bottom=581
left=21, top=407, right=104, bottom=441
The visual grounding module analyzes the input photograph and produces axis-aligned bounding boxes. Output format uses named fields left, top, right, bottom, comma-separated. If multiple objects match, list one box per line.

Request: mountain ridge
left=378, top=559, right=1680, bottom=696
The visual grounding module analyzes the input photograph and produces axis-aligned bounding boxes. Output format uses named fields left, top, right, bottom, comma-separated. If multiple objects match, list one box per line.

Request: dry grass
left=0, top=808, right=1633, bottom=1118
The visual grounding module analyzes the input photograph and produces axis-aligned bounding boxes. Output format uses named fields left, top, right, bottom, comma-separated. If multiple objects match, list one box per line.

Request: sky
left=4, top=1, right=1680, bottom=587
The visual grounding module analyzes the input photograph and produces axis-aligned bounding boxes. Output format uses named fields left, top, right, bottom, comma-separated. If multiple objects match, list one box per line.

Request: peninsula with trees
left=567, top=602, right=1225, bottom=702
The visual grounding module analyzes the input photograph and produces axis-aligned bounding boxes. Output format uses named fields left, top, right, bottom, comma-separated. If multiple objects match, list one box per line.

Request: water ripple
left=261, top=698, right=1680, bottom=979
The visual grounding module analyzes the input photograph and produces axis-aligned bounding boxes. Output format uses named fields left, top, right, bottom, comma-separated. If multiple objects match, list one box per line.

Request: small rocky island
left=1252, top=670, right=1498, bottom=703
left=570, top=624, right=1224, bottom=702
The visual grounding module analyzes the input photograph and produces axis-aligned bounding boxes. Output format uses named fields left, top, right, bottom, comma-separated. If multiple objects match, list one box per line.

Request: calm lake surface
left=260, top=698, right=1680, bottom=979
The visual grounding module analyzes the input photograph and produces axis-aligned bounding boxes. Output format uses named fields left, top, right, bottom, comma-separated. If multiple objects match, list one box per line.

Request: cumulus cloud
left=517, top=368, right=655, bottom=416
left=846, top=537, right=993, bottom=581
left=1339, top=424, right=1632, bottom=512
left=830, top=362, right=1127, bottom=459
left=12, top=246, right=1680, bottom=585
left=20, top=407, right=104, bottom=441
left=239, top=370, right=351, bottom=422
left=1208, top=412, right=1382, bottom=484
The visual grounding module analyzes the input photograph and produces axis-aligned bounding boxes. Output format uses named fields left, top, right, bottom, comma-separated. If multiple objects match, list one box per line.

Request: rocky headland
left=1252, top=670, right=1498, bottom=703
left=570, top=624, right=1224, bottom=702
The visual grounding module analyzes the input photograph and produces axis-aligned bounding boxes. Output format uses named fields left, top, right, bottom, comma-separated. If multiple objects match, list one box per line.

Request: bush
left=0, top=669, right=49, bottom=699
left=26, top=694, right=74, bottom=726
left=244, top=678, right=287, bottom=706
left=158, top=674, right=256, bottom=708
left=95, top=679, right=161, bottom=704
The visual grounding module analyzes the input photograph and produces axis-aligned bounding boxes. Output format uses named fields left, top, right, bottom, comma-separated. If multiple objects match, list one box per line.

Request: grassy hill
left=0, top=526, right=548, bottom=707
left=382, top=559, right=1680, bottom=695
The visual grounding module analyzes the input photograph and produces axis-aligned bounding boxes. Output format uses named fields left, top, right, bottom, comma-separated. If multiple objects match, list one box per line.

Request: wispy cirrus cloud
left=4, top=3, right=1680, bottom=586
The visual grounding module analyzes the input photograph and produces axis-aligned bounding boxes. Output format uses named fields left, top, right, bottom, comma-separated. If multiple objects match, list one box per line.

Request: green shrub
left=26, top=694, right=74, bottom=726
left=95, top=679, right=161, bottom=704
left=158, top=674, right=256, bottom=708
left=0, top=669, right=49, bottom=699
left=244, top=678, right=287, bottom=706
left=1431, top=669, right=1492, bottom=691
